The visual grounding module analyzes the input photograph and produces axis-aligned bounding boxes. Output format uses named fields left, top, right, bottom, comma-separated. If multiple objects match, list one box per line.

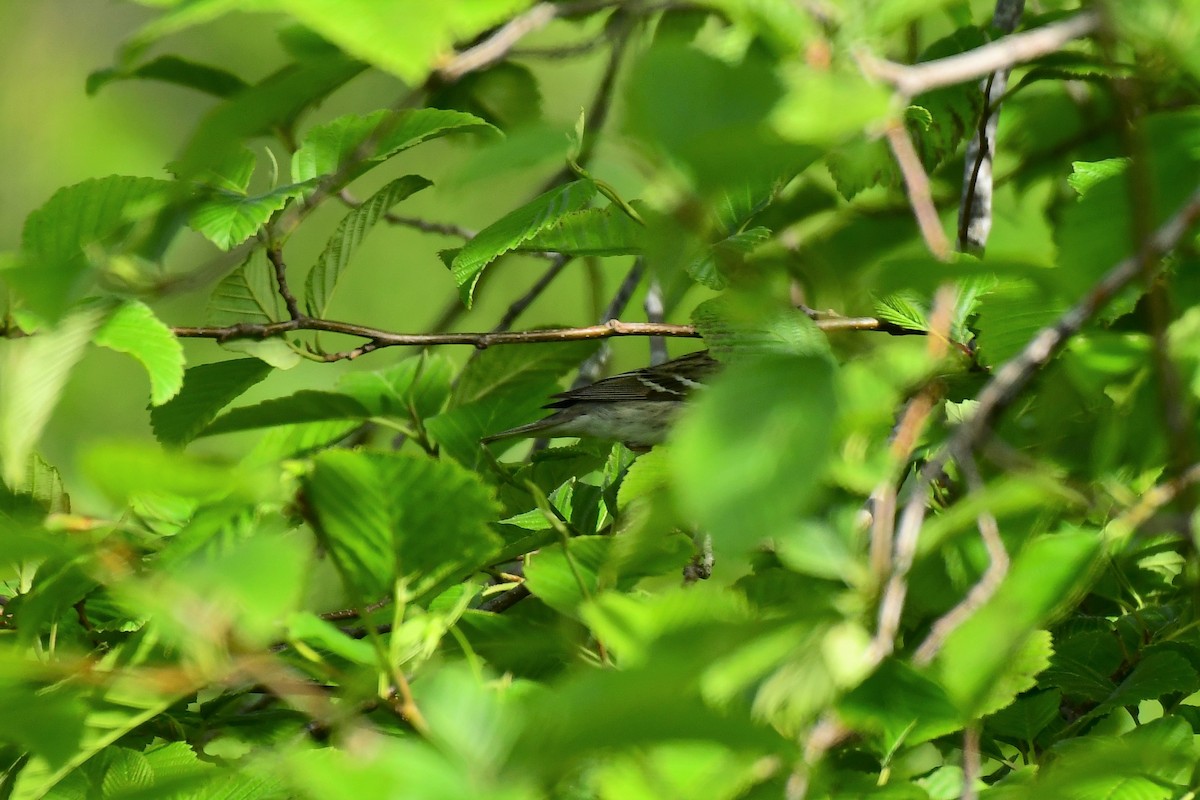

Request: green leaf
left=935, top=529, right=1101, bottom=716
left=691, top=295, right=832, bottom=359
left=1040, top=630, right=1124, bottom=702
left=336, top=352, right=454, bottom=419
left=0, top=685, right=86, bottom=769
left=451, top=179, right=597, bottom=306
left=428, top=341, right=596, bottom=468
left=772, top=67, right=892, bottom=146
left=874, top=291, right=930, bottom=332
left=1068, top=158, right=1131, bottom=197
left=188, top=181, right=313, bottom=250
left=671, top=354, right=838, bottom=555
left=986, top=689, right=1063, bottom=742
left=0, top=305, right=105, bottom=488
left=305, top=450, right=501, bottom=600
left=205, top=249, right=285, bottom=326
left=517, top=205, right=646, bottom=256
left=839, top=658, right=963, bottom=753
left=291, top=107, right=499, bottom=183
left=275, top=0, right=535, bottom=84
left=304, top=174, right=432, bottom=317
left=201, top=390, right=371, bottom=437
left=87, top=54, right=248, bottom=97
left=149, top=358, right=274, bottom=446
left=9, top=176, right=171, bottom=319
left=287, top=612, right=377, bottom=665
left=92, top=300, right=185, bottom=405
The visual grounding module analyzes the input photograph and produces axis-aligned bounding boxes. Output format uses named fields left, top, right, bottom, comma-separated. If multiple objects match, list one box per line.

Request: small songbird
left=481, top=350, right=719, bottom=451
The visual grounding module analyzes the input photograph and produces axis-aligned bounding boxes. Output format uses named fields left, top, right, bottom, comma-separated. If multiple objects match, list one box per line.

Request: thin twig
left=438, top=3, right=562, bottom=81
left=961, top=725, right=982, bottom=800
left=478, top=584, right=531, bottom=613
left=266, top=244, right=302, bottom=320
left=173, top=313, right=922, bottom=361
left=860, top=11, right=1100, bottom=98
left=885, top=122, right=952, bottom=261
left=338, top=190, right=476, bottom=239
left=911, top=454, right=1009, bottom=666
left=492, top=254, right=572, bottom=332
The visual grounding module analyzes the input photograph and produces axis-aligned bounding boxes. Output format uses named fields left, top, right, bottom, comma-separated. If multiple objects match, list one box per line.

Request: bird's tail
left=480, top=416, right=563, bottom=446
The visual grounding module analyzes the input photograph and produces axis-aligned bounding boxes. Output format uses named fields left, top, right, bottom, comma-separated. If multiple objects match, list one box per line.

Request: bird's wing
left=544, top=351, right=717, bottom=407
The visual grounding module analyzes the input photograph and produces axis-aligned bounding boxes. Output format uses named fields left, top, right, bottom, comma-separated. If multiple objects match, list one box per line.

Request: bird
left=481, top=350, right=719, bottom=452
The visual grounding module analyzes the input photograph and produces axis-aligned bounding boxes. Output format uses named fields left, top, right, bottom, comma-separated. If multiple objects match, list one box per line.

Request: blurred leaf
left=173, top=54, right=366, bottom=180
left=92, top=300, right=185, bottom=406
left=8, top=176, right=170, bottom=319
left=305, top=174, right=432, bottom=317
left=772, top=67, right=892, bottom=146
left=451, top=179, right=597, bottom=306
left=0, top=305, right=105, bottom=488
left=1068, top=158, right=1131, bottom=197
left=428, top=61, right=542, bottom=130
left=936, top=529, right=1100, bottom=716
left=149, top=358, right=274, bottom=446
left=87, top=53, right=248, bottom=97
left=276, top=0, right=535, bottom=84
left=0, top=685, right=86, bottom=770
left=82, top=442, right=274, bottom=505
left=292, top=107, right=498, bottom=184
left=287, top=612, right=377, bottom=665
left=671, top=355, right=838, bottom=554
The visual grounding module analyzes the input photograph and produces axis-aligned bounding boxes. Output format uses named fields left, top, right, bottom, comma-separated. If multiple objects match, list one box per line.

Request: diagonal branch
left=869, top=185, right=1200, bottom=663
left=860, top=11, right=1099, bottom=98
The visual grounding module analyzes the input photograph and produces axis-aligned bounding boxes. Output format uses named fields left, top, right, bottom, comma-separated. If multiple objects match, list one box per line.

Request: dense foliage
left=4, top=1, right=1200, bottom=798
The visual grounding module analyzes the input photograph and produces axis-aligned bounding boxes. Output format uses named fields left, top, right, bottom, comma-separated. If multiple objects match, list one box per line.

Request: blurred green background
left=1, top=2, right=667, bottom=503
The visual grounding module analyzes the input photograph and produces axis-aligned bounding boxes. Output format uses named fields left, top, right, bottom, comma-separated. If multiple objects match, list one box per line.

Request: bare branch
left=438, top=3, right=561, bottom=82
left=266, top=244, right=303, bottom=320
left=492, top=254, right=572, bottom=332
left=876, top=186, right=1200, bottom=658
left=911, top=454, right=1009, bottom=666
left=885, top=122, right=952, bottom=261
left=860, top=11, right=1100, bottom=97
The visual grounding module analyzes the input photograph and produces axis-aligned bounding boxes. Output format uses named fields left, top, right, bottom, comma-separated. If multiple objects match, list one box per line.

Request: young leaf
left=304, top=174, right=432, bottom=317
left=188, top=181, right=314, bottom=250
left=92, top=300, right=185, bottom=406
left=450, top=179, right=597, bottom=306
left=149, top=358, right=274, bottom=446
left=291, top=107, right=498, bottom=183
